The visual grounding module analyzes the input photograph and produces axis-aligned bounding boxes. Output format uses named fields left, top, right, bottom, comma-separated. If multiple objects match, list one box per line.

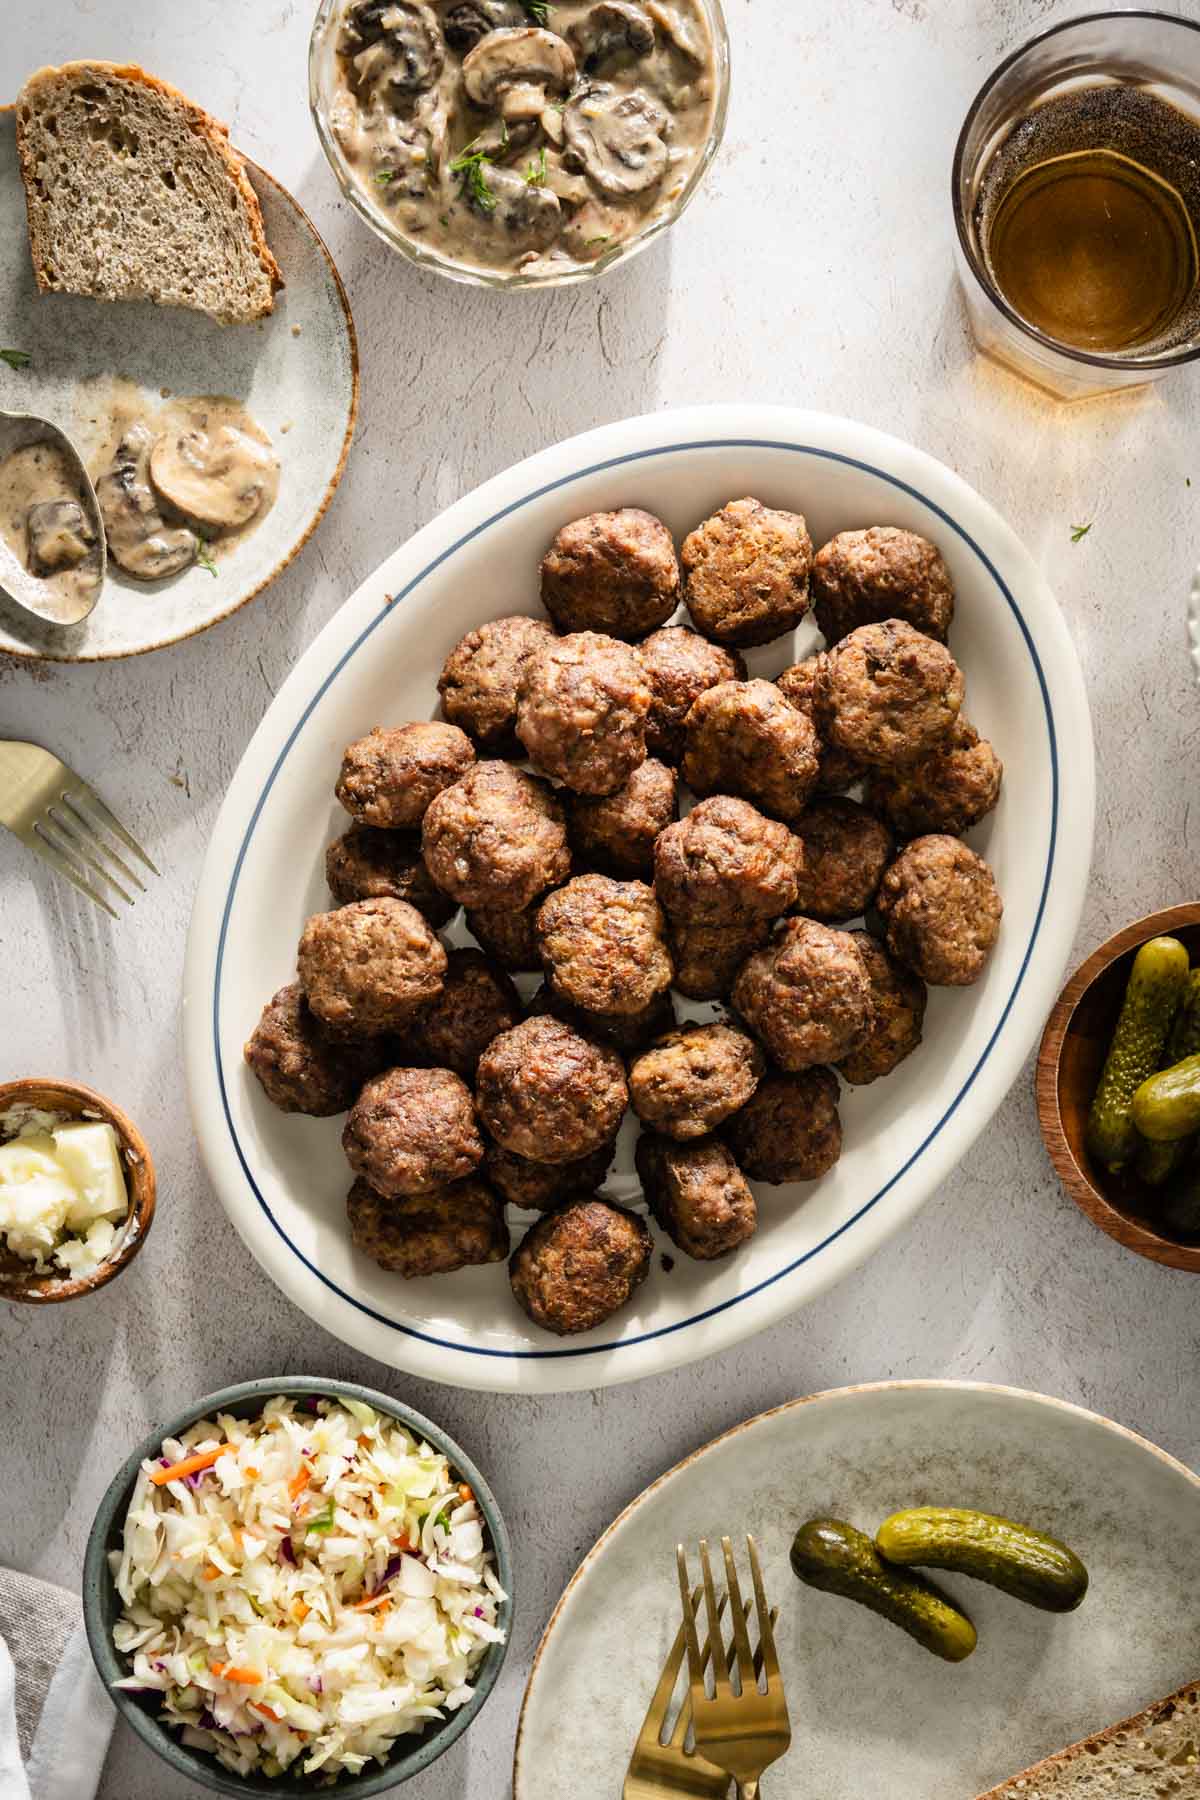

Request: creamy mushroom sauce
left=0, top=440, right=102, bottom=611
left=82, top=380, right=279, bottom=584
left=328, top=1, right=718, bottom=277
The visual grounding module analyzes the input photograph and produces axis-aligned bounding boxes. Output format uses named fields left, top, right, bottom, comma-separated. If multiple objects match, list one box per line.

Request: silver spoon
left=0, top=410, right=106, bottom=627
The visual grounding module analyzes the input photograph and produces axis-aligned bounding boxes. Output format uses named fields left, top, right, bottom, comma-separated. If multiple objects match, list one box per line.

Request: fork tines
left=32, top=784, right=157, bottom=919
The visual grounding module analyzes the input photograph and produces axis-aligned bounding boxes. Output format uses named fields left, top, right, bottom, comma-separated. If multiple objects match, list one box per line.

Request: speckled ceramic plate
left=0, top=108, right=357, bottom=661
left=514, top=1382, right=1200, bottom=1799
left=183, top=406, right=1094, bottom=1394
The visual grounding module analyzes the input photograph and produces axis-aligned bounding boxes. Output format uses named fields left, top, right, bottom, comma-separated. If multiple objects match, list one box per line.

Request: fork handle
left=735, top=1784, right=760, bottom=1799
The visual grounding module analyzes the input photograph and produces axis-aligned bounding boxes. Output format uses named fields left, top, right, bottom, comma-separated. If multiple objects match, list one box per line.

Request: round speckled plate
left=514, top=1382, right=1200, bottom=1800
left=0, top=107, right=357, bottom=661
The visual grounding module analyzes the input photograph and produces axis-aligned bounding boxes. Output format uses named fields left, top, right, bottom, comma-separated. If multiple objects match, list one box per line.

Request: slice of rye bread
left=975, top=1681, right=1200, bottom=1798
left=15, top=61, right=282, bottom=324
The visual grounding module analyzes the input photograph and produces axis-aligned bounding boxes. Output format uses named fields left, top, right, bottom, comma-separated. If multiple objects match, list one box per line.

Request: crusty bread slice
left=976, top=1681, right=1200, bottom=1798
left=15, top=61, right=283, bottom=324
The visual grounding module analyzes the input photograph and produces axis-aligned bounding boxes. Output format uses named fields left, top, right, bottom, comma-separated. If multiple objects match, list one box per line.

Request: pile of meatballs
left=245, top=498, right=1004, bottom=1337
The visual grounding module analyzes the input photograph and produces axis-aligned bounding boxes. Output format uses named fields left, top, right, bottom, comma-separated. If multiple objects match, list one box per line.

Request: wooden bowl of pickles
left=1037, top=904, right=1200, bottom=1272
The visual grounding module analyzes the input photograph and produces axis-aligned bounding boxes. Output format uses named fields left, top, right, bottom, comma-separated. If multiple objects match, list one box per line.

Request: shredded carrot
left=211, top=1664, right=263, bottom=1686
left=148, top=1446, right=223, bottom=1486
left=357, top=1433, right=371, bottom=1448
left=457, top=1483, right=474, bottom=1504
left=250, top=1702, right=282, bottom=1723
left=202, top=1564, right=222, bottom=1583
left=230, top=1528, right=243, bottom=1551
left=244, top=1466, right=261, bottom=1480
left=291, top=1599, right=310, bottom=1623
left=288, top=1466, right=311, bottom=1502
left=352, top=1590, right=391, bottom=1611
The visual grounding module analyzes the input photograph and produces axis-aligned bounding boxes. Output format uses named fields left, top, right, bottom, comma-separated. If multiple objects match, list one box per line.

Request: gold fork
left=624, top=1587, right=780, bottom=1800
left=676, top=1537, right=791, bottom=1800
left=0, top=738, right=158, bottom=919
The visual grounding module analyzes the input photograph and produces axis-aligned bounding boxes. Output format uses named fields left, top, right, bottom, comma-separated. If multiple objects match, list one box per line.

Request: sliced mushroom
left=96, top=424, right=196, bottom=581
left=473, top=162, right=563, bottom=246
left=568, top=2, right=655, bottom=72
left=462, top=26, right=576, bottom=121
left=644, top=0, right=705, bottom=63
left=26, top=499, right=95, bottom=575
left=562, top=82, right=669, bottom=198
left=344, top=2, right=445, bottom=98
left=149, top=424, right=275, bottom=531
left=439, top=0, right=526, bottom=54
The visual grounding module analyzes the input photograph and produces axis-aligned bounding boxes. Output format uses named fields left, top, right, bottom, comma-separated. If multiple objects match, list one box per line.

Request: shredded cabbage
left=109, top=1396, right=505, bottom=1781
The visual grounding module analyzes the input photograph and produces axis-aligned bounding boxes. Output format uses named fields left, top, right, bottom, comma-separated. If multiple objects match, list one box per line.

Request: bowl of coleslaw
left=83, top=1378, right=512, bottom=1795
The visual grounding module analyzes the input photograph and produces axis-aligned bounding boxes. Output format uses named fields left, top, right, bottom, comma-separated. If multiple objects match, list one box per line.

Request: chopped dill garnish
left=1069, top=522, right=1092, bottom=544
left=374, top=169, right=395, bottom=186
left=525, top=147, right=549, bottom=186
left=521, top=1, right=553, bottom=22
left=195, top=536, right=219, bottom=578
left=0, top=349, right=31, bottom=371
left=584, top=234, right=611, bottom=248
left=450, top=129, right=508, bottom=213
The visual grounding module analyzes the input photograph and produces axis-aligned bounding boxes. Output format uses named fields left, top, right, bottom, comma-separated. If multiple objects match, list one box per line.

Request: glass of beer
left=953, top=11, right=1200, bottom=399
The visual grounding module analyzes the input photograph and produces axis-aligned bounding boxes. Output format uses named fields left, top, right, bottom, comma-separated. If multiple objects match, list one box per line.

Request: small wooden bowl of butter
left=0, top=1079, right=155, bottom=1303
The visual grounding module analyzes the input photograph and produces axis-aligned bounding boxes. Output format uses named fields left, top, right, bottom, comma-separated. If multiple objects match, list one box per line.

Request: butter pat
left=52, top=1121, right=129, bottom=1226
left=0, top=1114, right=128, bottom=1277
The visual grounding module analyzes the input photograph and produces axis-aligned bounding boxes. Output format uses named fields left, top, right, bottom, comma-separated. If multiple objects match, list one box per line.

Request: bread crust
left=974, top=1681, right=1200, bottom=1798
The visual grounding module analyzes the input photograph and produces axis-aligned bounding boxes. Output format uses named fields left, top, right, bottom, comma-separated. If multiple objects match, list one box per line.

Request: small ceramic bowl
left=83, top=1377, right=513, bottom=1797
left=0, top=1077, right=156, bottom=1303
left=1036, top=903, right=1200, bottom=1272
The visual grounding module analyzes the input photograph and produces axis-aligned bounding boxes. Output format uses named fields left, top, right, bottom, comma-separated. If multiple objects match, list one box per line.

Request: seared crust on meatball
left=484, top=1137, right=617, bottom=1212
left=654, top=796, right=802, bottom=925
left=422, top=761, right=570, bottom=911
left=244, top=983, right=384, bottom=1116
left=466, top=902, right=543, bottom=973
left=791, top=798, right=894, bottom=921
left=343, top=1067, right=483, bottom=1197
left=438, top=614, right=557, bottom=754
left=540, top=509, right=680, bottom=639
left=722, top=1068, right=843, bottom=1183
left=399, top=949, right=522, bottom=1077
left=638, top=625, right=747, bottom=763
left=683, top=679, right=821, bottom=823
left=732, top=918, right=873, bottom=1070
left=567, top=758, right=677, bottom=878
left=629, top=1024, right=764, bottom=1141
left=347, top=1177, right=509, bottom=1276
left=528, top=981, right=677, bottom=1054
left=866, top=718, right=1003, bottom=838
left=876, top=835, right=1002, bottom=986
left=325, top=827, right=456, bottom=926
left=516, top=631, right=650, bottom=795
left=812, top=526, right=955, bottom=645
left=336, top=723, right=475, bottom=829
left=477, top=1015, right=628, bottom=1162
left=837, top=932, right=927, bottom=1084
left=817, top=620, right=965, bottom=768
left=298, top=899, right=447, bottom=1037
left=635, top=1133, right=757, bottom=1260
left=667, top=917, right=773, bottom=1001
left=510, top=1200, right=652, bottom=1335
left=775, top=658, right=866, bottom=793
left=536, top=874, right=672, bottom=1016
left=681, top=497, right=813, bottom=649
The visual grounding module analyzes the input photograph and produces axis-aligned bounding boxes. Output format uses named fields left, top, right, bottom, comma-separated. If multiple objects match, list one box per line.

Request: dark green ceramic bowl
left=83, top=1377, right=513, bottom=1797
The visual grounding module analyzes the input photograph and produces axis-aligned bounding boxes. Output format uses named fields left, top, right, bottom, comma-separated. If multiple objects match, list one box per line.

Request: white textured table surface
left=3, top=4, right=1199, bottom=1796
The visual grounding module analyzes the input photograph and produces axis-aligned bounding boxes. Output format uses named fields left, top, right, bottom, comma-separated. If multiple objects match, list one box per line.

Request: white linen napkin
left=0, top=1568, right=114, bottom=1800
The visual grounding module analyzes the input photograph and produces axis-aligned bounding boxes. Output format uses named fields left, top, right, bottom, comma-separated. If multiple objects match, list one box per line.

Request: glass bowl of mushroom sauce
left=309, top=0, right=730, bottom=289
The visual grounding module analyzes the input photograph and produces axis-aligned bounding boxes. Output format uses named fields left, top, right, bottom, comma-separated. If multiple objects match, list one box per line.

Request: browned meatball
left=437, top=614, right=557, bottom=754
left=667, top=917, right=773, bottom=1001
left=325, top=826, right=456, bottom=927
left=791, top=798, right=894, bottom=921
left=866, top=718, right=1003, bottom=838
left=566, top=758, right=677, bottom=878
left=528, top=981, right=677, bottom=1054
left=681, top=497, right=813, bottom=649
left=297, top=899, right=447, bottom=1037
left=244, top=984, right=384, bottom=1117
left=654, top=796, right=802, bottom=925
left=516, top=631, right=650, bottom=795
left=732, top=918, right=873, bottom=1070
left=629, top=1025, right=764, bottom=1141
left=399, top=949, right=522, bottom=1077
left=466, top=902, right=543, bottom=973
left=343, top=1067, right=483, bottom=1197
left=347, top=1177, right=508, bottom=1277
left=775, top=658, right=866, bottom=794
left=483, top=1137, right=617, bottom=1212
left=635, top=1133, right=757, bottom=1260
left=476, top=1015, right=628, bottom=1162
left=536, top=875, right=672, bottom=1016
left=422, top=761, right=570, bottom=911
left=812, top=526, right=955, bottom=645
left=510, top=1199, right=652, bottom=1335
left=723, top=1068, right=843, bottom=1183
left=876, top=835, right=1003, bottom=986
left=837, top=932, right=927, bottom=1084
left=336, top=722, right=475, bottom=829
left=540, top=509, right=680, bottom=639
left=682, top=679, right=820, bottom=823
left=817, top=620, right=965, bottom=768
left=638, top=625, right=747, bottom=763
